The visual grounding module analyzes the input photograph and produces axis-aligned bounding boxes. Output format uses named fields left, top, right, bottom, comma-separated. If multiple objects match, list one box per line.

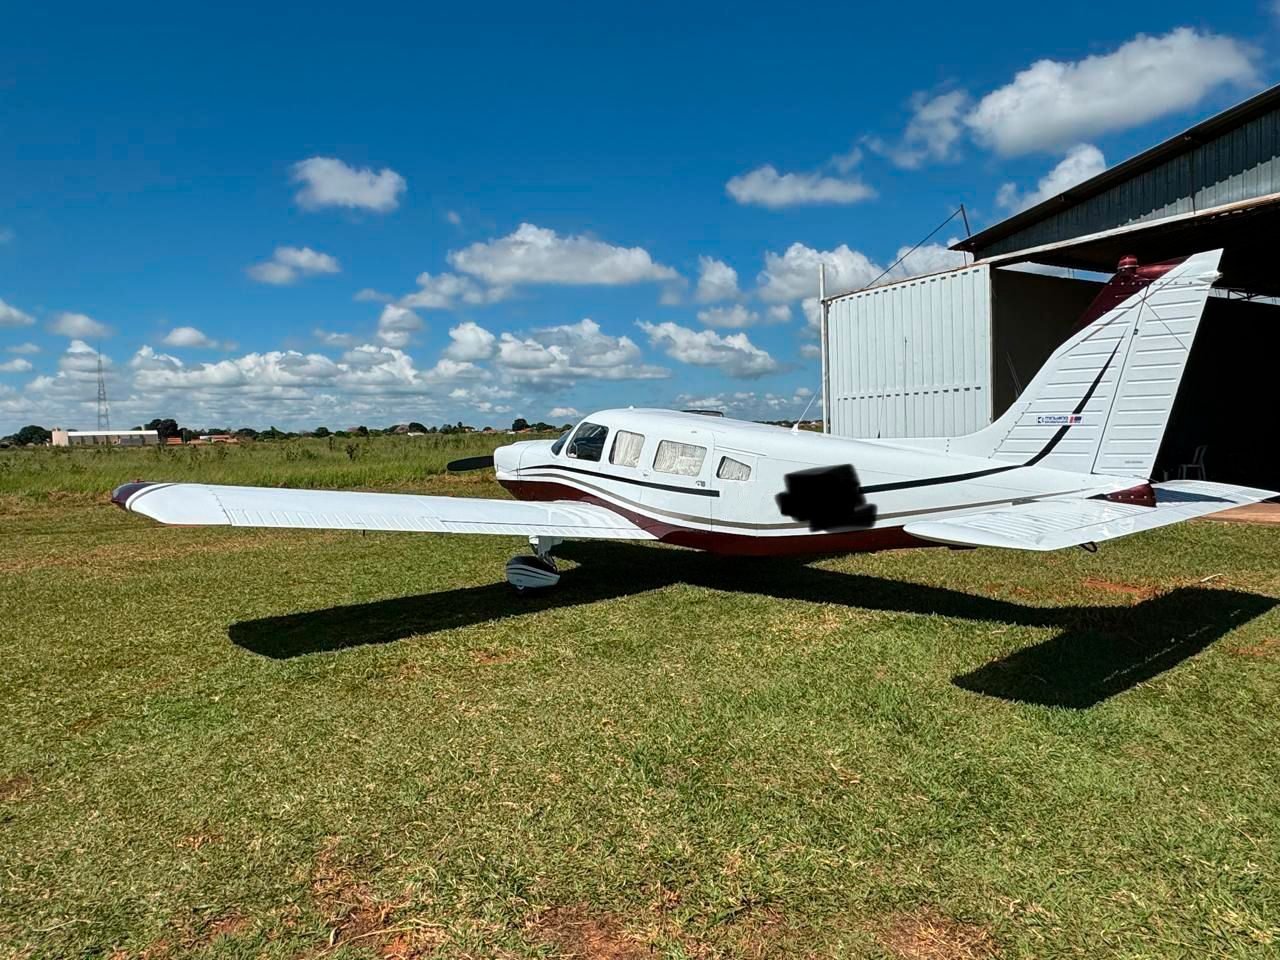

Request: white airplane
left=113, top=249, right=1274, bottom=591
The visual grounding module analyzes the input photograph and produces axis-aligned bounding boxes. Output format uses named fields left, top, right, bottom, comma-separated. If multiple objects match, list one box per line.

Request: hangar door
left=826, top=264, right=992, bottom=439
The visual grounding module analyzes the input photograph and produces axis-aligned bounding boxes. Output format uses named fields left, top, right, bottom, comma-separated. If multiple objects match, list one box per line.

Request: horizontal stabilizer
left=903, top=481, right=1275, bottom=551
left=112, top=481, right=656, bottom=540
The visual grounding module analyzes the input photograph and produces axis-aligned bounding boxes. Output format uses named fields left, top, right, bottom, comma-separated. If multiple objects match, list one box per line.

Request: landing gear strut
left=505, top=536, right=563, bottom=593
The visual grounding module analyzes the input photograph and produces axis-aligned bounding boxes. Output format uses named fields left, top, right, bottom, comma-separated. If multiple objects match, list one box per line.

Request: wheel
left=505, top=555, right=560, bottom=592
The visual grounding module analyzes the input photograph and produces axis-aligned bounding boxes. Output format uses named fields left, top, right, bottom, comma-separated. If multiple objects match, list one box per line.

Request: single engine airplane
left=113, top=249, right=1275, bottom=590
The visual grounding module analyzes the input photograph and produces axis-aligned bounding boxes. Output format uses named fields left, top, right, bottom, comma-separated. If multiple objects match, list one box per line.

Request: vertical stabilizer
left=950, top=250, right=1221, bottom=478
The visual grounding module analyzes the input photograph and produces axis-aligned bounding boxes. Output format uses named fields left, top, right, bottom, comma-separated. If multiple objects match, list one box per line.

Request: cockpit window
left=653, top=440, right=707, bottom=477
left=550, top=430, right=571, bottom=455
left=609, top=430, right=645, bottom=467
left=567, top=422, right=609, bottom=462
left=717, top=456, right=752, bottom=481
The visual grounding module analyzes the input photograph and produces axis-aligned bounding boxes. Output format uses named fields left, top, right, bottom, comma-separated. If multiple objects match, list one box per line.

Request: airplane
left=112, top=249, right=1275, bottom=591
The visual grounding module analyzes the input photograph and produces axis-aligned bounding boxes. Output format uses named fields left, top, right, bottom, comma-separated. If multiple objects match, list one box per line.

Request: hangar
left=820, top=83, right=1280, bottom=490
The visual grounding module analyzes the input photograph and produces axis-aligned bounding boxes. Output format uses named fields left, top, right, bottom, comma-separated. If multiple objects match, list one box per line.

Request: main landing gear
left=505, top=536, right=563, bottom=593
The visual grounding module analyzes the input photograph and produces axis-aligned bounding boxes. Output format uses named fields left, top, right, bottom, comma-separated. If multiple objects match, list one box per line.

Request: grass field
left=1, top=438, right=1279, bottom=959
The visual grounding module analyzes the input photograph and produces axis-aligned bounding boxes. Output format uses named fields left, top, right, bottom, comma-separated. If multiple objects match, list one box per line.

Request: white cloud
left=353, top=288, right=392, bottom=303
left=673, top=387, right=814, bottom=418
left=314, top=329, right=360, bottom=348
left=5, top=342, right=39, bottom=354
left=162, top=325, right=230, bottom=350
left=375, top=304, right=422, bottom=348
left=60, top=339, right=110, bottom=373
left=445, top=210, right=462, bottom=226
left=48, top=311, right=112, bottom=338
left=695, top=256, right=740, bottom=303
left=1, top=298, right=35, bottom=328
left=444, top=321, right=497, bottom=361
left=548, top=406, right=580, bottom=419
left=448, top=223, right=678, bottom=287
left=696, top=304, right=764, bottom=329
left=725, top=165, right=875, bottom=209
left=967, top=29, right=1257, bottom=155
left=0, top=358, right=32, bottom=373
left=247, top=245, right=341, bottom=285
left=869, top=90, right=971, bottom=168
left=997, top=144, right=1108, bottom=212
left=291, top=157, right=406, bottom=213
left=637, top=321, right=778, bottom=379
left=766, top=304, right=792, bottom=323
left=495, top=318, right=668, bottom=384
left=887, top=241, right=971, bottom=279
left=757, top=243, right=882, bottom=302
left=399, top=272, right=508, bottom=310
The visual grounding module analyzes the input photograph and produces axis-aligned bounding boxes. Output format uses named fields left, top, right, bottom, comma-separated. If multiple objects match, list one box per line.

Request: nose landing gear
left=505, top=536, right=563, bottom=593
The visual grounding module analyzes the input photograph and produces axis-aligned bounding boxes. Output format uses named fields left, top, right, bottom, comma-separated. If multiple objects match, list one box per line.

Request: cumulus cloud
left=48, top=311, right=112, bottom=338
left=696, top=304, right=766, bottom=329
left=448, top=223, right=678, bottom=287
left=637, top=321, right=778, bottom=379
left=887, top=241, right=971, bottom=279
left=399, top=272, right=508, bottom=310
left=313, top=329, right=360, bottom=348
left=375, top=304, right=422, bottom=348
left=247, top=245, right=341, bottom=285
left=495, top=318, right=668, bottom=385
left=725, top=165, right=875, bottom=209
left=695, top=256, right=740, bottom=303
left=444, top=321, right=497, bottom=361
left=757, top=243, right=882, bottom=302
left=548, top=406, right=580, bottom=419
left=353, top=288, right=392, bottom=303
left=996, top=144, right=1108, bottom=212
left=868, top=90, right=971, bottom=168
left=5, top=342, right=39, bottom=354
left=967, top=29, right=1257, bottom=155
left=1, top=298, right=36, bottom=328
left=162, top=325, right=231, bottom=350
left=0, top=358, right=32, bottom=373
left=291, top=157, right=406, bottom=213
left=674, top=387, right=815, bottom=419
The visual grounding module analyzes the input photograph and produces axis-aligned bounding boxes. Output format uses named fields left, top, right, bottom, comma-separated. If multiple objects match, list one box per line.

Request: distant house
left=51, top=428, right=160, bottom=448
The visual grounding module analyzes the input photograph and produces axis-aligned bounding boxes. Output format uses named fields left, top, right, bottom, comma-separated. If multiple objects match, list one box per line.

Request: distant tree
left=313, top=426, right=331, bottom=438
left=532, top=421, right=552, bottom=432
left=145, top=418, right=181, bottom=441
left=511, top=417, right=530, bottom=432
left=355, top=425, right=369, bottom=437
left=407, top=421, right=427, bottom=434
left=14, top=425, right=51, bottom=446
left=559, top=423, right=572, bottom=432
left=235, top=427, right=259, bottom=440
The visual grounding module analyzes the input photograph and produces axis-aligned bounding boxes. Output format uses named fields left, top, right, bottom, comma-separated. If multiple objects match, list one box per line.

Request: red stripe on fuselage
left=499, top=478, right=934, bottom=557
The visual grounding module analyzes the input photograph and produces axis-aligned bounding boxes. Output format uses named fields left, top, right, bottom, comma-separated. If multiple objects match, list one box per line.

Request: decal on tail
left=950, top=250, right=1223, bottom=479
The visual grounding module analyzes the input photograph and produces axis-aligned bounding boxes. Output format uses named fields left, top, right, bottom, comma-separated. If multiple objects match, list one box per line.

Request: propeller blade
left=446, top=454, right=496, bottom=473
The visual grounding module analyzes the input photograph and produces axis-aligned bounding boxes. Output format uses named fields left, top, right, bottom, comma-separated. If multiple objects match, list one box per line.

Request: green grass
left=1, top=438, right=1278, bottom=958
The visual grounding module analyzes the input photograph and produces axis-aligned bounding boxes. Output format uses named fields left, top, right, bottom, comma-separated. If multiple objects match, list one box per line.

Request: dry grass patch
left=1081, top=577, right=1156, bottom=601
left=876, top=908, right=998, bottom=960
left=1228, top=636, right=1280, bottom=659
left=529, top=906, right=650, bottom=960
left=0, top=773, right=33, bottom=803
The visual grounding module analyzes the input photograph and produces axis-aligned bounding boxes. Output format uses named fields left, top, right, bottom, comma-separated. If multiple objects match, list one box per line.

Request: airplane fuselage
left=494, top=409, right=1133, bottom=556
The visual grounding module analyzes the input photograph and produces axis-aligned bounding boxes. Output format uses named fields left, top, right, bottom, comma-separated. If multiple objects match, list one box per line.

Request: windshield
left=550, top=430, right=571, bottom=455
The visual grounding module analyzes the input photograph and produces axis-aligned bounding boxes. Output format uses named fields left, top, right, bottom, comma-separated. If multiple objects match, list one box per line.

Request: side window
left=609, top=430, right=645, bottom=467
left=550, top=430, right=571, bottom=455
left=567, top=422, right=609, bottom=462
left=653, top=440, right=707, bottom=477
left=717, top=456, right=752, bottom=481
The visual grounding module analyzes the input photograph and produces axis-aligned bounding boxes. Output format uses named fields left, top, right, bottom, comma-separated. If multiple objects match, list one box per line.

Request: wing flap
left=904, top=480, right=1276, bottom=551
left=113, top=482, right=655, bottom=540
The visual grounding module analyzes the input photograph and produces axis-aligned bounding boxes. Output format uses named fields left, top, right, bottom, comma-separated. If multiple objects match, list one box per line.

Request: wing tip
left=111, top=481, right=160, bottom=512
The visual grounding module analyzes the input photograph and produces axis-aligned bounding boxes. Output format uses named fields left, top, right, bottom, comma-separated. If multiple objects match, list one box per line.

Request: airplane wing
left=903, top=481, right=1276, bottom=551
left=111, top=481, right=656, bottom=540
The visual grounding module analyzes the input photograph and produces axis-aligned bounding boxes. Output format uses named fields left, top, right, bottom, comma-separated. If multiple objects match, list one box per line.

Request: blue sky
left=0, top=2, right=1274, bottom=431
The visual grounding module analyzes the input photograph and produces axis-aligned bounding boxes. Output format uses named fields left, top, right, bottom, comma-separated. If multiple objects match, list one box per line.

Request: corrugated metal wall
left=827, top=265, right=991, bottom=438
left=980, top=106, right=1280, bottom=256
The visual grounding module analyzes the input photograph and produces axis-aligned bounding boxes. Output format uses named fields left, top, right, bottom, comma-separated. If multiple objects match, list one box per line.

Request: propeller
left=446, top=454, right=495, bottom=473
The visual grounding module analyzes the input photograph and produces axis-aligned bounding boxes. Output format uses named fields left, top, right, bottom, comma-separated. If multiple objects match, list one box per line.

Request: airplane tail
left=950, top=249, right=1222, bottom=478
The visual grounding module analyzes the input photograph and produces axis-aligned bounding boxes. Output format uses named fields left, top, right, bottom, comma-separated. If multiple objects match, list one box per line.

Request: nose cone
left=493, top=443, right=521, bottom=477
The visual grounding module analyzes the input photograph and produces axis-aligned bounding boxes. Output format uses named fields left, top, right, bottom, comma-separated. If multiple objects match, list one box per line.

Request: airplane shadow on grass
left=228, top=541, right=1276, bottom=709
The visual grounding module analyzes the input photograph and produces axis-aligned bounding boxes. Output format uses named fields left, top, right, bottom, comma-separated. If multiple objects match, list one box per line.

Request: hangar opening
left=821, top=83, right=1280, bottom=491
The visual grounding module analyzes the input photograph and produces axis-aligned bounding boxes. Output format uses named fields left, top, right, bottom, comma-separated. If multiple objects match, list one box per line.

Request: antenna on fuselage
left=791, top=389, right=819, bottom=433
